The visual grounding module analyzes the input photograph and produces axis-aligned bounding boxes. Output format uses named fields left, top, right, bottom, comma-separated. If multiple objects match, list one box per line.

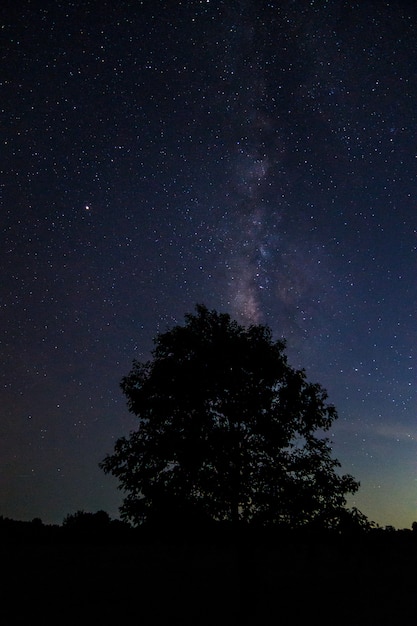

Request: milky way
left=215, top=8, right=328, bottom=340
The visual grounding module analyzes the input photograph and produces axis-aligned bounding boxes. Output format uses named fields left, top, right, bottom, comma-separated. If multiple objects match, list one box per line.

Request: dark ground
left=2, top=528, right=417, bottom=625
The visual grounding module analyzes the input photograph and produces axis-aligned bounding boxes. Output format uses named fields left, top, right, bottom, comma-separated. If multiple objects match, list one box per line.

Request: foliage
left=62, top=509, right=112, bottom=530
left=100, top=305, right=359, bottom=528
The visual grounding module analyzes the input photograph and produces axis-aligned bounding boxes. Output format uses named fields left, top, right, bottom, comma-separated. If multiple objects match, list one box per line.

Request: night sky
left=1, top=0, right=416, bottom=528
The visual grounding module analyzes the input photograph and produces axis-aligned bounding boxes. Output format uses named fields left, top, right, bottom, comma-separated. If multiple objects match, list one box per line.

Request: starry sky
left=1, top=0, right=416, bottom=528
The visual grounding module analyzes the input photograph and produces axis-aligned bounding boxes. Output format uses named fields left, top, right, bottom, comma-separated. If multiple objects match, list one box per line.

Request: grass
left=1, top=524, right=417, bottom=625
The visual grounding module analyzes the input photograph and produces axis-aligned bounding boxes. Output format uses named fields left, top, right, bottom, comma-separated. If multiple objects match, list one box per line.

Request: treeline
left=1, top=510, right=417, bottom=546
left=0, top=511, right=133, bottom=544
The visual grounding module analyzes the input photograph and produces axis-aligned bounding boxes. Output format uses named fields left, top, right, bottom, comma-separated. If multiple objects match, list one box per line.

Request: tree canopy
left=100, top=305, right=359, bottom=529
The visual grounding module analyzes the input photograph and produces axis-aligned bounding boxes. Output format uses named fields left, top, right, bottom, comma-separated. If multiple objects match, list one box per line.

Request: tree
left=100, top=304, right=359, bottom=529
left=62, top=510, right=111, bottom=531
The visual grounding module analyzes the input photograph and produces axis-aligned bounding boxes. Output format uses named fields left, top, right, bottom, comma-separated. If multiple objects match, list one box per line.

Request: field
left=2, top=530, right=417, bottom=625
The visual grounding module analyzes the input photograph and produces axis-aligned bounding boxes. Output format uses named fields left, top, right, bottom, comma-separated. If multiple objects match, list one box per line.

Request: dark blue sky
left=1, top=0, right=416, bottom=527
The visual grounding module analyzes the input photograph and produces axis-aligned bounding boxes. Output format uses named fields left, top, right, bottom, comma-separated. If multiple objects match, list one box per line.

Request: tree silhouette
left=62, top=510, right=111, bottom=531
left=100, top=305, right=359, bottom=529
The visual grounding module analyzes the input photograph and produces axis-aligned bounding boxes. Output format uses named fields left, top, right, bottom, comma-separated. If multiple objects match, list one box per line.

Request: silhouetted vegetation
left=2, top=511, right=417, bottom=625
left=0, top=511, right=133, bottom=545
left=100, top=305, right=359, bottom=532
